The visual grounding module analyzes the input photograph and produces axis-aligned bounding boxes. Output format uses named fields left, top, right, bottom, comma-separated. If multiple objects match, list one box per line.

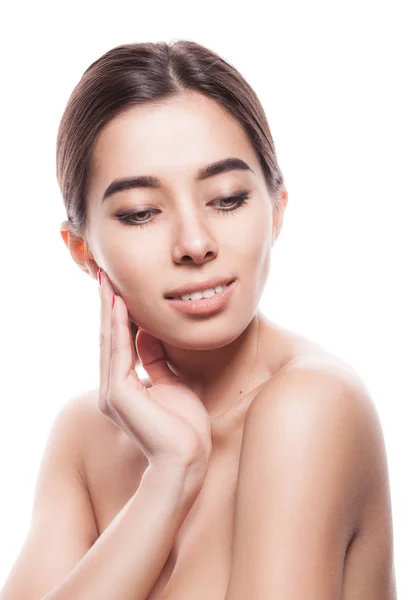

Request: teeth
left=203, top=288, right=216, bottom=298
left=179, top=284, right=227, bottom=301
left=190, top=290, right=204, bottom=300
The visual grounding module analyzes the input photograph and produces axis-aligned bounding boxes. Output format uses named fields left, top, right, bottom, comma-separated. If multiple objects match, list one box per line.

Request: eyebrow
left=101, top=157, right=254, bottom=202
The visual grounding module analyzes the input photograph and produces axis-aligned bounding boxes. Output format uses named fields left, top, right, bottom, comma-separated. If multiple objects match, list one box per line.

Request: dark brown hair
left=56, top=39, right=285, bottom=352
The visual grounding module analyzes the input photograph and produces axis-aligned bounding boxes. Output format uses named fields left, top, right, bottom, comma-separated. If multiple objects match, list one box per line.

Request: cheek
left=231, top=209, right=272, bottom=301
left=103, top=231, right=160, bottom=273
left=233, top=208, right=272, bottom=269
left=99, top=239, right=156, bottom=301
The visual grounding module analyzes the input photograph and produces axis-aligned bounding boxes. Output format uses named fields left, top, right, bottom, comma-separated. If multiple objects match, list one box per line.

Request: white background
left=0, top=0, right=417, bottom=597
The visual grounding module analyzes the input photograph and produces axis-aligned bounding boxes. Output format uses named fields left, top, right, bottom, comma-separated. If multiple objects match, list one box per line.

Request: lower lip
left=165, top=280, right=236, bottom=315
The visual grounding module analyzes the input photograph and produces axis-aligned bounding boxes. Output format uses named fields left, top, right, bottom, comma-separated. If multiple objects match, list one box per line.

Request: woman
left=0, top=40, right=396, bottom=599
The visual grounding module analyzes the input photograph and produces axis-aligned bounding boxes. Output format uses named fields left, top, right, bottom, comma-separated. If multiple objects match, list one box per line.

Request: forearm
left=42, top=464, right=204, bottom=600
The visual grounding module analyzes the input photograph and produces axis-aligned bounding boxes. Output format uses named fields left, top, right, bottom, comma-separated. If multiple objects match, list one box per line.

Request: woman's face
left=84, top=91, right=283, bottom=350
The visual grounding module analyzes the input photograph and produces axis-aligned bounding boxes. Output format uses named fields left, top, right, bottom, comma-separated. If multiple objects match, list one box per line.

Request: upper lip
left=164, top=276, right=235, bottom=298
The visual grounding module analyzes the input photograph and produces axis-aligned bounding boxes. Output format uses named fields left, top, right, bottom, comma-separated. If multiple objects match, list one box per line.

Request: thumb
left=135, top=329, right=179, bottom=386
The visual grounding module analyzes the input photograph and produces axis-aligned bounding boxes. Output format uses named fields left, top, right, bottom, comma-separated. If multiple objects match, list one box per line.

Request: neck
left=162, top=310, right=266, bottom=418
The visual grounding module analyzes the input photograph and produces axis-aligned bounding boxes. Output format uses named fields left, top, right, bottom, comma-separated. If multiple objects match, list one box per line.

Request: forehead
left=89, top=91, right=260, bottom=186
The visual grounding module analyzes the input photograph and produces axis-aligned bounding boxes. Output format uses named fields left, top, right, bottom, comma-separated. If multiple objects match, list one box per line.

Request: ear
left=60, top=220, right=100, bottom=280
left=271, top=190, right=288, bottom=246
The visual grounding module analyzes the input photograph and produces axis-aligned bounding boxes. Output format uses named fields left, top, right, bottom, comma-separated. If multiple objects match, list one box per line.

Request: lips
left=164, top=277, right=235, bottom=300
left=165, top=279, right=236, bottom=315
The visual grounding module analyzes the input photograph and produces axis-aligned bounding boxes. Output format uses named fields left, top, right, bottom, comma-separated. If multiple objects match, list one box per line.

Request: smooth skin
left=0, top=90, right=396, bottom=599
left=64, top=90, right=288, bottom=419
left=97, top=267, right=212, bottom=473
left=0, top=271, right=211, bottom=600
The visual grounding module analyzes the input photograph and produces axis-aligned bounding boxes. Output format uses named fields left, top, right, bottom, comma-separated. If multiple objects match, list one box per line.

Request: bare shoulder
left=67, top=379, right=153, bottom=473
left=226, top=350, right=397, bottom=598
left=48, top=389, right=110, bottom=481
left=244, top=352, right=389, bottom=532
left=260, top=324, right=380, bottom=435
left=261, top=351, right=383, bottom=452
left=62, top=387, right=115, bottom=439
left=69, top=375, right=152, bottom=437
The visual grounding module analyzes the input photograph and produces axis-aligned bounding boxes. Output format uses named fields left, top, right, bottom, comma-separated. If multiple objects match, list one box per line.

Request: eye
left=212, top=191, right=251, bottom=214
left=114, top=190, right=251, bottom=228
left=114, top=208, right=157, bottom=229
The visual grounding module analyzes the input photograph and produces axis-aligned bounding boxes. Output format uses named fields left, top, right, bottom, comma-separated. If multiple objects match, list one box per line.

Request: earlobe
left=60, top=229, right=69, bottom=246
left=59, top=220, right=97, bottom=278
left=271, top=189, right=287, bottom=246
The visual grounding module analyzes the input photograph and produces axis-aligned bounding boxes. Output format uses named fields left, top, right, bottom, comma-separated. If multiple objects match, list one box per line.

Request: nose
left=171, top=213, right=218, bottom=265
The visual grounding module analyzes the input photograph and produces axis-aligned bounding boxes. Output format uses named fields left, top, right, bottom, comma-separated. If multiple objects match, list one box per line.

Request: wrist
left=143, top=459, right=208, bottom=500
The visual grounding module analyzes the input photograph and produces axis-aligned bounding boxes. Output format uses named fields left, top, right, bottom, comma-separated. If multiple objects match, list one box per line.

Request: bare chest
left=86, top=415, right=244, bottom=600
left=83, top=372, right=394, bottom=600
left=148, top=441, right=242, bottom=600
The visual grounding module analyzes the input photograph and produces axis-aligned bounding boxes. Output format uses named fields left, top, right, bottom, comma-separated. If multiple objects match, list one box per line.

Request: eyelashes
left=113, top=190, right=251, bottom=229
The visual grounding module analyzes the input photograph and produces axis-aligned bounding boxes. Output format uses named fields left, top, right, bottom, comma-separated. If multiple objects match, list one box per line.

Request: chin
left=161, top=315, right=252, bottom=351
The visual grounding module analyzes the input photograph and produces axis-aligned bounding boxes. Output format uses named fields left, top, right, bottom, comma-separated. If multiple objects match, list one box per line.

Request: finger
left=135, top=329, right=180, bottom=386
left=98, top=269, right=114, bottom=412
left=110, top=294, right=147, bottom=390
left=118, top=297, right=140, bottom=375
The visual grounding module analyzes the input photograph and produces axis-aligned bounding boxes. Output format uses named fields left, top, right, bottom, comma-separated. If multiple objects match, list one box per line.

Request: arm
left=0, top=392, right=205, bottom=600
left=224, top=363, right=394, bottom=599
left=0, top=394, right=99, bottom=600
left=43, top=464, right=203, bottom=600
